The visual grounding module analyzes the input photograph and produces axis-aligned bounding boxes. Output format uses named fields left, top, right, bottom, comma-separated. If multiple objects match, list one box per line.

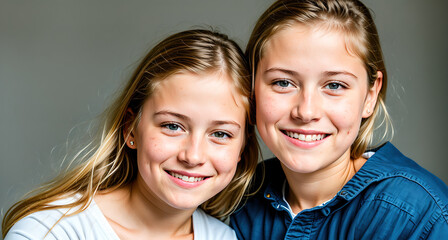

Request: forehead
left=264, top=24, right=356, bottom=59
left=261, top=22, right=366, bottom=64
left=151, top=71, right=246, bottom=111
left=257, top=23, right=367, bottom=82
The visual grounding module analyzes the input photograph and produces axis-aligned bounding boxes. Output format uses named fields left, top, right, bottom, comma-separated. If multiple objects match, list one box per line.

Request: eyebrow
left=212, top=120, right=241, bottom=130
left=264, top=68, right=358, bottom=80
left=264, top=67, right=299, bottom=77
left=323, top=71, right=358, bottom=79
left=154, top=110, right=190, bottom=121
left=154, top=111, right=241, bottom=129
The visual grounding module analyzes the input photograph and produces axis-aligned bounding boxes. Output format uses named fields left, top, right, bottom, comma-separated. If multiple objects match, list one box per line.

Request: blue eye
left=212, top=131, right=230, bottom=139
left=274, top=80, right=292, bottom=88
left=326, top=82, right=344, bottom=90
left=163, top=123, right=181, bottom=131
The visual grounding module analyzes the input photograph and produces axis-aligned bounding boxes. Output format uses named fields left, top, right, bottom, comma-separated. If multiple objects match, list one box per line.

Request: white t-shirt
left=5, top=196, right=236, bottom=240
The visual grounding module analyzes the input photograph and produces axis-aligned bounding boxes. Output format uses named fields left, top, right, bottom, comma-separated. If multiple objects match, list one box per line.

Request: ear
left=362, top=71, right=383, bottom=118
left=124, top=108, right=137, bottom=149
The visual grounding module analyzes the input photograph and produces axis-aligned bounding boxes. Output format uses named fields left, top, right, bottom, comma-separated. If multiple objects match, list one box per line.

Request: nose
left=177, top=134, right=206, bottom=167
left=291, top=88, right=321, bottom=123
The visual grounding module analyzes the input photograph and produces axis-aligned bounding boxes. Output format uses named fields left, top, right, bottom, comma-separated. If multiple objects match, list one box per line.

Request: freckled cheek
left=138, top=137, right=178, bottom=164
left=329, top=104, right=363, bottom=135
left=211, top=147, right=240, bottom=175
left=256, top=94, right=285, bottom=125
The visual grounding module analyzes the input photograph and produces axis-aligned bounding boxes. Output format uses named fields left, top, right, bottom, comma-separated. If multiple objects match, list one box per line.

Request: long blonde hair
left=2, top=29, right=259, bottom=237
left=247, top=0, right=393, bottom=159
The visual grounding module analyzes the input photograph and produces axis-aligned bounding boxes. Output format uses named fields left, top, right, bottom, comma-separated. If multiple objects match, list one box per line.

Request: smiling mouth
left=282, top=131, right=328, bottom=142
left=167, top=171, right=208, bottom=183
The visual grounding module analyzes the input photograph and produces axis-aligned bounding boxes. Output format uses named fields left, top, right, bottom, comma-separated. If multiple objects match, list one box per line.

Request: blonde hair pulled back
left=247, top=0, right=392, bottom=159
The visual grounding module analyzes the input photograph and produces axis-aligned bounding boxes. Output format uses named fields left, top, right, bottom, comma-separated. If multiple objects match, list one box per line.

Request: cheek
left=212, top=145, right=241, bottom=175
left=138, top=135, right=178, bottom=165
left=328, top=99, right=364, bottom=134
left=256, top=92, right=285, bottom=126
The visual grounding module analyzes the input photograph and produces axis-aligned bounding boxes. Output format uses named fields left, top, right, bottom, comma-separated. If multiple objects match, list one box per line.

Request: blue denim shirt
left=230, top=142, right=448, bottom=239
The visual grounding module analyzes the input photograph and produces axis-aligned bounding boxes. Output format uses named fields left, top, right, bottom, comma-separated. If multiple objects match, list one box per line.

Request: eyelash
left=271, top=79, right=296, bottom=94
left=324, top=81, right=347, bottom=90
left=272, top=79, right=294, bottom=88
left=211, top=131, right=232, bottom=139
left=161, top=122, right=184, bottom=132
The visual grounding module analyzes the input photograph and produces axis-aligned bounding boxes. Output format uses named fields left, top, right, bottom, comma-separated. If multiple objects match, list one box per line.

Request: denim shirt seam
left=420, top=212, right=448, bottom=239
left=383, top=172, right=448, bottom=222
left=340, top=167, right=447, bottom=219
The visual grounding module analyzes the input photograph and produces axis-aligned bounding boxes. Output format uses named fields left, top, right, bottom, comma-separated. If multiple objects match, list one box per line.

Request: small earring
left=367, top=109, right=371, bottom=114
left=130, top=141, right=134, bottom=146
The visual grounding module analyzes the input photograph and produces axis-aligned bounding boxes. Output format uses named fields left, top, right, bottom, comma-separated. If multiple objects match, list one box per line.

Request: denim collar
left=262, top=142, right=403, bottom=213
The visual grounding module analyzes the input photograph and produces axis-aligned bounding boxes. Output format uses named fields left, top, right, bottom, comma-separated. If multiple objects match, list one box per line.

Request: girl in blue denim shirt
left=230, top=0, right=448, bottom=239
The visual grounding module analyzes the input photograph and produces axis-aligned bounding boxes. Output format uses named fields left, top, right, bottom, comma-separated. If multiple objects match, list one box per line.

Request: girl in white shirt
left=3, top=29, right=259, bottom=240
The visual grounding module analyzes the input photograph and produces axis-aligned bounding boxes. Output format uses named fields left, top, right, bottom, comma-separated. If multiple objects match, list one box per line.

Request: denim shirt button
left=321, top=208, right=331, bottom=216
left=340, top=190, right=347, bottom=197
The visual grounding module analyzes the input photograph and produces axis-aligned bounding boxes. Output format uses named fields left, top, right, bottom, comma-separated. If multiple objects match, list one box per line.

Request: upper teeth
left=169, top=172, right=205, bottom=182
left=286, top=131, right=325, bottom=141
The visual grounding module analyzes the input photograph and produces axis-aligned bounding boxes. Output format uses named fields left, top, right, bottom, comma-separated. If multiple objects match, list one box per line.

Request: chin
left=166, top=201, right=200, bottom=211
left=166, top=195, right=208, bottom=210
left=280, top=156, right=324, bottom=174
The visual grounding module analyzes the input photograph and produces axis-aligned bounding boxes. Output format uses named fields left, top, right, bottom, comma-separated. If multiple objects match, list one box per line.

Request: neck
left=95, top=177, right=195, bottom=239
left=282, top=152, right=366, bottom=214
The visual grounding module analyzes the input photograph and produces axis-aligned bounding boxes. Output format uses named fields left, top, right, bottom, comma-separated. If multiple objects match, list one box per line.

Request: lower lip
left=283, top=132, right=328, bottom=149
left=166, top=172, right=208, bottom=189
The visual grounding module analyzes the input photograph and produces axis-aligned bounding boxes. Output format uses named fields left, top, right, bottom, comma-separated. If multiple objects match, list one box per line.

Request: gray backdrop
left=1, top=0, right=447, bottom=232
